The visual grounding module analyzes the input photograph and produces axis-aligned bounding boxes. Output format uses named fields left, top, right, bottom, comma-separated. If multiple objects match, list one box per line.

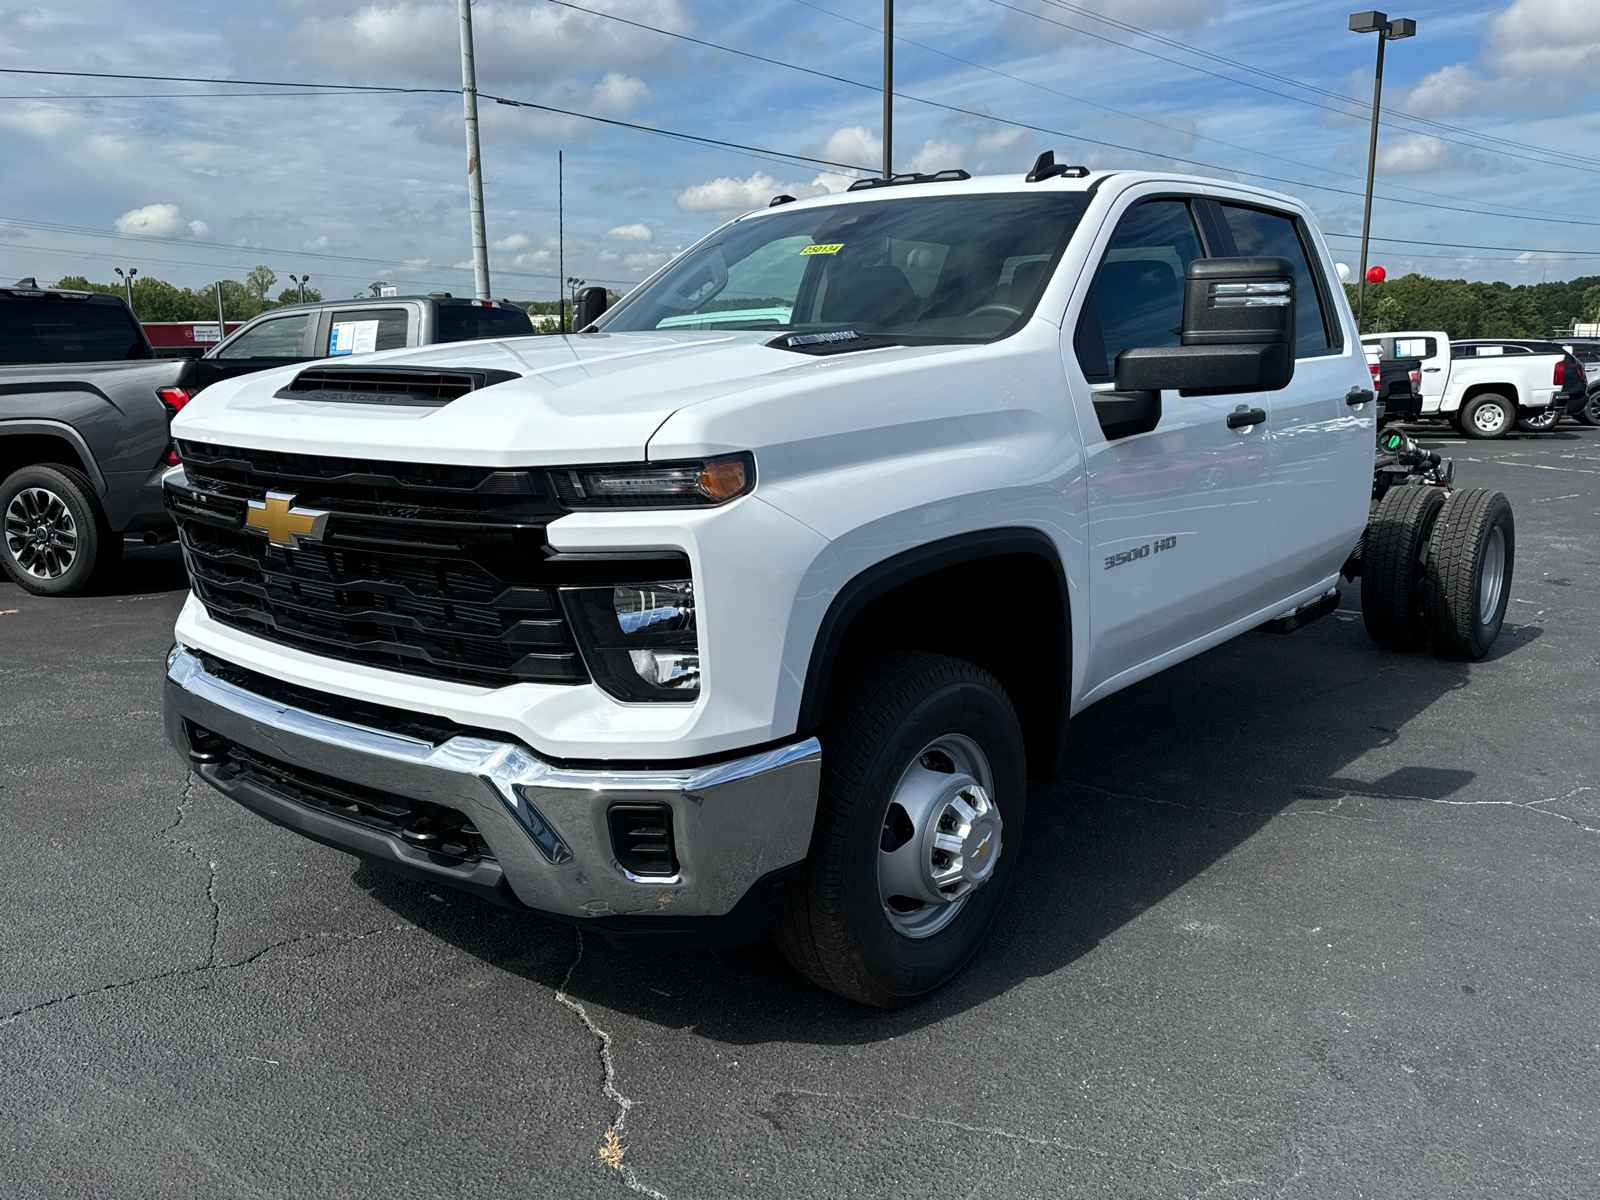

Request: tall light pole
left=289, top=273, right=310, bottom=304
left=1349, top=11, right=1416, bottom=328
left=882, top=0, right=893, bottom=178
left=114, top=266, right=137, bottom=313
left=458, top=0, right=491, bottom=299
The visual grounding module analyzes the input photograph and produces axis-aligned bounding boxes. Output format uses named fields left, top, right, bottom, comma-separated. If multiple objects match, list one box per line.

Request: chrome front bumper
left=163, top=647, right=821, bottom=929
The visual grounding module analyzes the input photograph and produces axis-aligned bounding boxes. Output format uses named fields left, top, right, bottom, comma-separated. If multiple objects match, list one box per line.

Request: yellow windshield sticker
left=800, top=243, right=844, bottom=255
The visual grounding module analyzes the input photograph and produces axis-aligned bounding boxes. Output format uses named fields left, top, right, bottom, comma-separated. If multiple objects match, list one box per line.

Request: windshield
left=597, top=191, right=1093, bottom=344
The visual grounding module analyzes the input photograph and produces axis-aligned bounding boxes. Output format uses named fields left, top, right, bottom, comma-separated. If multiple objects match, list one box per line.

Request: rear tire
left=1425, top=489, right=1514, bottom=660
left=0, top=464, right=115, bottom=597
left=1515, top=407, right=1559, bottom=433
left=1361, top=485, right=1446, bottom=651
left=1577, top=390, right=1600, bottom=428
left=775, top=652, right=1027, bottom=1008
left=1459, top=393, right=1514, bottom=439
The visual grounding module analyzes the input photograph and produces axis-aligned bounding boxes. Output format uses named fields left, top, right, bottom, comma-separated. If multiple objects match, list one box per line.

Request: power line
left=0, top=66, right=452, bottom=95
left=0, top=215, right=642, bottom=287
left=1026, top=0, right=1600, bottom=172
left=1324, top=231, right=1600, bottom=257
left=536, top=0, right=1600, bottom=231
left=994, top=0, right=1600, bottom=177
left=790, top=0, right=1598, bottom=226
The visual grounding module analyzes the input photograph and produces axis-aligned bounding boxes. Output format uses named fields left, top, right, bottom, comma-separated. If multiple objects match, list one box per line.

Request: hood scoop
left=275, top=365, right=521, bottom=408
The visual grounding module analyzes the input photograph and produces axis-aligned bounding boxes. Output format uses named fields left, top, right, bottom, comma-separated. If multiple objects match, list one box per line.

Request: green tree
left=245, top=264, right=277, bottom=303
left=1581, top=285, right=1600, bottom=324
left=275, top=285, right=322, bottom=306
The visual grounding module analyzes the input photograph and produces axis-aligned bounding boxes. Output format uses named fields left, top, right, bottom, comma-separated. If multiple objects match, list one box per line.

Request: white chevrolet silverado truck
left=162, top=159, right=1515, bottom=1006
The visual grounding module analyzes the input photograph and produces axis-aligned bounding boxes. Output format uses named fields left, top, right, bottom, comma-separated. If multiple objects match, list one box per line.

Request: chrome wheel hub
left=1472, top=403, right=1506, bottom=433
left=1479, top=525, right=1506, bottom=625
left=4, top=487, right=79, bottom=579
left=878, top=734, right=1002, bottom=939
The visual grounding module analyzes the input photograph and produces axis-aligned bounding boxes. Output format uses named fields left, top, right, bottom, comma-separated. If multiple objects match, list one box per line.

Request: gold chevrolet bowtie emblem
left=244, top=491, right=330, bottom=548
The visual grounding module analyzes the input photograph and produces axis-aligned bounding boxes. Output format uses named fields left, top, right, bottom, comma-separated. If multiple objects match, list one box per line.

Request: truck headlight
left=548, top=453, right=753, bottom=509
left=562, top=581, right=700, bottom=702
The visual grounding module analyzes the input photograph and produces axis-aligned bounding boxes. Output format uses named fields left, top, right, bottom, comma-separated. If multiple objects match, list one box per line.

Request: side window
left=323, top=307, right=408, bottom=355
left=1073, top=199, right=1204, bottom=382
left=216, top=313, right=311, bottom=360
left=1394, top=337, right=1436, bottom=359
left=1217, top=204, right=1332, bottom=356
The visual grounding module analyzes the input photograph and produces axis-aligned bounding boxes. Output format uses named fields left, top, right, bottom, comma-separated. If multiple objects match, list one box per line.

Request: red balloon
left=1366, top=265, right=1387, bottom=284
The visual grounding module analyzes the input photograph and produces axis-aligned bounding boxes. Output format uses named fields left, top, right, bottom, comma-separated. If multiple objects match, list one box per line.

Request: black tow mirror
left=573, top=286, right=610, bottom=332
left=1113, top=256, right=1296, bottom=397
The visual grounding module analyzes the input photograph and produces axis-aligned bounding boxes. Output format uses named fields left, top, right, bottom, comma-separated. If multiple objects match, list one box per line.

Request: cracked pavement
left=3, top=427, right=1598, bottom=1198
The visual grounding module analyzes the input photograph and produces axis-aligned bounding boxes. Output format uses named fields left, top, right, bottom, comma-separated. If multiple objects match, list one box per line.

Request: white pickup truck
left=1362, top=330, right=1568, bottom=437
left=161, top=160, right=1515, bottom=1006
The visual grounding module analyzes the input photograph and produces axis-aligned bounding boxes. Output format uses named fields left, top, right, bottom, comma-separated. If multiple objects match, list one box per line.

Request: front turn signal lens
left=699, top=457, right=747, bottom=500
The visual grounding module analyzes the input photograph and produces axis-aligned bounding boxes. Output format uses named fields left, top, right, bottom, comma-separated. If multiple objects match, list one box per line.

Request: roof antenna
left=1025, top=151, right=1088, bottom=182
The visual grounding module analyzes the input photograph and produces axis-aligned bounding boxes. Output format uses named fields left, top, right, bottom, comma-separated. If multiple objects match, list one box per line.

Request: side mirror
left=573, top=286, right=610, bottom=332
left=1113, top=256, right=1296, bottom=397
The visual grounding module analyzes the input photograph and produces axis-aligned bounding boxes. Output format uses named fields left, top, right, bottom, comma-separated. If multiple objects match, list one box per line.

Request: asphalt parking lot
left=3, top=425, right=1598, bottom=1200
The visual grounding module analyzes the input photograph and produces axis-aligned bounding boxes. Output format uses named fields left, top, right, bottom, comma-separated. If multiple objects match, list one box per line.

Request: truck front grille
left=168, top=441, right=687, bottom=688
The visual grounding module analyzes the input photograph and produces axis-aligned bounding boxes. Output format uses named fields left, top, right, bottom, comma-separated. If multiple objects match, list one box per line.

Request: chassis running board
left=1255, top=587, right=1341, bottom=636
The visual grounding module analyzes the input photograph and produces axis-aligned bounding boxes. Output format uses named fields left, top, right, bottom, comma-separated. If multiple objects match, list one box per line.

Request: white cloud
left=259, top=0, right=692, bottom=87
left=113, top=203, right=205, bottom=238
left=1485, top=0, right=1600, bottom=78
left=972, top=127, right=1028, bottom=159
left=607, top=223, right=653, bottom=242
left=303, top=234, right=357, bottom=252
left=493, top=233, right=530, bottom=251
left=1376, top=134, right=1454, bottom=174
left=820, top=126, right=881, bottom=173
left=905, top=139, right=965, bottom=174
left=677, top=171, right=802, bottom=214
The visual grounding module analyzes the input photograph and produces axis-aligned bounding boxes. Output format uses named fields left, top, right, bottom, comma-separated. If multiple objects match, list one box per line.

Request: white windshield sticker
left=330, top=320, right=380, bottom=355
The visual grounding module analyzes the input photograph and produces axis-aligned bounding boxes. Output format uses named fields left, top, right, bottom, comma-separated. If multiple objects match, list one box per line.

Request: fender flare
left=0, top=418, right=108, bottom=494
left=796, top=527, right=1073, bottom=772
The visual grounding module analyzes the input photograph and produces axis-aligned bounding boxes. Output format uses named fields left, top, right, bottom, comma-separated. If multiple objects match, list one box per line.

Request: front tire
left=1425, top=489, right=1514, bottom=660
left=1361, top=485, right=1446, bottom=651
left=776, top=652, right=1027, bottom=1008
left=1459, top=393, right=1514, bottom=440
left=0, top=465, right=116, bottom=596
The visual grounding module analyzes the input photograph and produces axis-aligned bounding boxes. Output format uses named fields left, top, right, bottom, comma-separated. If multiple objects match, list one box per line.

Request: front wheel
left=1459, top=393, right=1514, bottom=440
left=1, top=464, right=117, bottom=596
left=776, top=652, right=1027, bottom=1008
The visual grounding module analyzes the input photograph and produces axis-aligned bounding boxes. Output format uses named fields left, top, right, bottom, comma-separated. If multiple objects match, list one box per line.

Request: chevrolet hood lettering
left=245, top=491, right=330, bottom=547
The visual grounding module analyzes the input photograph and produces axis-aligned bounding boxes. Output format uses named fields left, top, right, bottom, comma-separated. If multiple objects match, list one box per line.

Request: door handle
left=1227, top=405, right=1267, bottom=429
left=1423, top=367, right=1442, bottom=372
left=1345, top=386, right=1374, bottom=406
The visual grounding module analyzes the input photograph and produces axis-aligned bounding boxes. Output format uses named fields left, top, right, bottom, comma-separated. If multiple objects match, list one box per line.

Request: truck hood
left=172, top=330, right=942, bottom=465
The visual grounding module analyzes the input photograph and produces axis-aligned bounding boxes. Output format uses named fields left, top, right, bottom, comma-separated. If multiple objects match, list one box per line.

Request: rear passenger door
left=1067, top=193, right=1275, bottom=697
left=1212, top=200, right=1371, bottom=600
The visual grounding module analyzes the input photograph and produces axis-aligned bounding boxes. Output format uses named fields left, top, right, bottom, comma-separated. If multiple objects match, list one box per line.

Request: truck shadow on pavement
left=355, top=594, right=1536, bottom=1041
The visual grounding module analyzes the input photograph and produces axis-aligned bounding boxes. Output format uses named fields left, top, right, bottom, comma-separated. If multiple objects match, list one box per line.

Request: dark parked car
left=1, top=282, right=534, bottom=596
left=1559, top=339, right=1600, bottom=427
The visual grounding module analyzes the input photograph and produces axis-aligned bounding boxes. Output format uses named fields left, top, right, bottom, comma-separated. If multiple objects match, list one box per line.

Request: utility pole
left=214, top=280, right=227, bottom=340
left=882, top=0, right=893, bottom=178
left=558, top=150, right=565, bottom=334
left=1349, top=11, right=1415, bottom=327
left=458, top=0, right=491, bottom=300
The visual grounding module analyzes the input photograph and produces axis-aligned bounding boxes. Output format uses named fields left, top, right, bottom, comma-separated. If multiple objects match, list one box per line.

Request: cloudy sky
left=1, top=0, right=1597, bottom=302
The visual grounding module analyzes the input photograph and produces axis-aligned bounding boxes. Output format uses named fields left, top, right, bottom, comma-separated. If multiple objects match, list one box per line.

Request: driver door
left=1066, top=195, right=1274, bottom=697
